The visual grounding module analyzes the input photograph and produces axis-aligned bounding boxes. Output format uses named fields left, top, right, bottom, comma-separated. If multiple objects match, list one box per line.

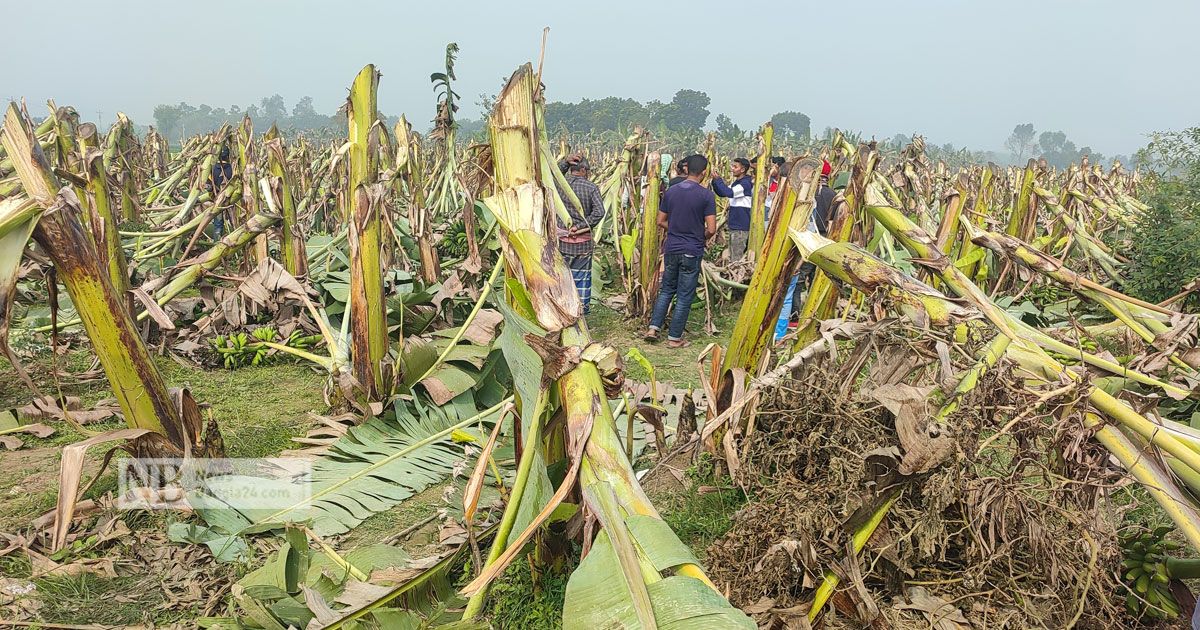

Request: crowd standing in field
left=557, top=147, right=841, bottom=345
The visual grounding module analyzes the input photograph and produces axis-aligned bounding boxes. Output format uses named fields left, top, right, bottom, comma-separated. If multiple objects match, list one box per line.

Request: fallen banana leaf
left=194, top=398, right=510, bottom=536
left=53, top=427, right=153, bottom=551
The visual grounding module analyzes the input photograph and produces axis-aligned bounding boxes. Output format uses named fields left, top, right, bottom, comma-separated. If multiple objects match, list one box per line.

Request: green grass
left=34, top=573, right=167, bottom=626
left=587, top=300, right=738, bottom=389
left=486, top=550, right=576, bottom=630
left=158, top=359, right=326, bottom=458
left=652, top=454, right=745, bottom=559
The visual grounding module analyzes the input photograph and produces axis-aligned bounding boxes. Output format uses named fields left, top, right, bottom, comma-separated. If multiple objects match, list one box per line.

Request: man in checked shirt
left=557, top=156, right=606, bottom=315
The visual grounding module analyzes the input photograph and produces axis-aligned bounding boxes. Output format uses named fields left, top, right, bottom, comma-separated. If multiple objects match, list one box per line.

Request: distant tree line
left=152, top=95, right=347, bottom=140
left=1004, top=122, right=1131, bottom=168
left=148, top=94, right=1119, bottom=168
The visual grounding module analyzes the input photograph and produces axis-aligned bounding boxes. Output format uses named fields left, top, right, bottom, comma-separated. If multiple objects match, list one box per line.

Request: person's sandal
left=664, top=339, right=690, bottom=349
left=642, top=329, right=660, bottom=342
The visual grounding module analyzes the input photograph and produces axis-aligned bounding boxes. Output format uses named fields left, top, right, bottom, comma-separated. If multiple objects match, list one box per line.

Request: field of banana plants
left=2, top=43, right=1199, bottom=629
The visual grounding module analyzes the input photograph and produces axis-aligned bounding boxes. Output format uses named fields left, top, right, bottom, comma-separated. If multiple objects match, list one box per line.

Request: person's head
left=676, top=158, right=689, bottom=177
left=568, top=156, right=590, bottom=178
left=683, top=154, right=708, bottom=180
left=218, top=146, right=230, bottom=163
left=820, top=159, right=832, bottom=184
left=731, top=157, right=751, bottom=177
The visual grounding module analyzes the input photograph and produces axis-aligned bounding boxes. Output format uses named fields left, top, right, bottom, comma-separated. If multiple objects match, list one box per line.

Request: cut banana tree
left=457, top=63, right=752, bottom=628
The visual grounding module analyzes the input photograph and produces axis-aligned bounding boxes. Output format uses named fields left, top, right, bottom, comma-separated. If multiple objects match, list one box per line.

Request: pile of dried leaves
left=706, top=327, right=1129, bottom=628
left=0, top=505, right=241, bottom=625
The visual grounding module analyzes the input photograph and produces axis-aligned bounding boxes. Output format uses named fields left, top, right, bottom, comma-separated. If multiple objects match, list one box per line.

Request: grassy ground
left=0, top=296, right=746, bottom=626
left=0, top=347, right=330, bottom=624
left=587, top=298, right=738, bottom=389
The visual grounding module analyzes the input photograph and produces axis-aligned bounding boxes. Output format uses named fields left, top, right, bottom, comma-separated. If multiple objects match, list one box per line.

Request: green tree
left=1037, top=130, right=1081, bottom=168
left=1005, top=123, right=1036, bottom=162
left=153, top=103, right=183, bottom=138
left=1128, top=127, right=1200, bottom=306
left=653, top=89, right=710, bottom=132
left=715, top=113, right=743, bottom=140
left=770, top=110, right=811, bottom=141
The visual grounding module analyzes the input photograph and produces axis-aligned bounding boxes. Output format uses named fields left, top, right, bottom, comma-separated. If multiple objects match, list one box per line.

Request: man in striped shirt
left=557, top=156, right=606, bottom=315
left=711, top=157, right=753, bottom=261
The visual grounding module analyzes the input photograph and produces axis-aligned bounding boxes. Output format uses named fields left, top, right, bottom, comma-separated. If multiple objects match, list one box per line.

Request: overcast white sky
left=5, top=0, right=1196, bottom=155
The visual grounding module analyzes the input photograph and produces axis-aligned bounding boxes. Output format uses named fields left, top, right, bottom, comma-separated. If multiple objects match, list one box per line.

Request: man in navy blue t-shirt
left=644, top=154, right=716, bottom=347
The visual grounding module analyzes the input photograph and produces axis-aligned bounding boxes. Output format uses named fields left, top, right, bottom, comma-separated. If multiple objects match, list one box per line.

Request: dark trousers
left=650, top=253, right=701, bottom=339
left=791, top=262, right=816, bottom=319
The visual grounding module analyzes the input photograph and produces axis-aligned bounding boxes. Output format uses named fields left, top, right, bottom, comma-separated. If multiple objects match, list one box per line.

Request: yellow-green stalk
left=2, top=104, right=190, bottom=450
left=76, top=122, right=130, bottom=302
left=346, top=64, right=387, bottom=399
left=748, top=122, right=773, bottom=256
left=263, top=125, right=306, bottom=277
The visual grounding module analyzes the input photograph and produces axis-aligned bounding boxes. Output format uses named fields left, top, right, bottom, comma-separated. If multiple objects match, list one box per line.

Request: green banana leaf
left=563, top=527, right=754, bottom=630
left=193, top=397, right=506, bottom=536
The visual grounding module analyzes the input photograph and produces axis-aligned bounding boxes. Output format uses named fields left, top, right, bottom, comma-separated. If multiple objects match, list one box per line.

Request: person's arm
left=657, top=211, right=669, bottom=231
left=703, top=195, right=717, bottom=239
left=710, top=176, right=734, bottom=198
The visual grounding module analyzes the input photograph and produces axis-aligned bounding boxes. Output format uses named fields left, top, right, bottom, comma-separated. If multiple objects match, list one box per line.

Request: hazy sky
left=6, top=0, right=1197, bottom=155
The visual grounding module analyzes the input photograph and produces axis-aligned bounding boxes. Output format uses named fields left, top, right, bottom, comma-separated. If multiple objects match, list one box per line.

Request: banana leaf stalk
left=132, top=187, right=231, bottom=260
left=864, top=201, right=1190, bottom=399
left=954, top=165, right=994, bottom=282
left=394, top=116, right=442, bottom=285
left=966, top=224, right=1197, bottom=373
left=235, top=121, right=269, bottom=266
left=1003, top=159, right=1038, bottom=243
left=35, top=207, right=279, bottom=334
left=1033, top=186, right=1125, bottom=284
left=2, top=104, right=193, bottom=451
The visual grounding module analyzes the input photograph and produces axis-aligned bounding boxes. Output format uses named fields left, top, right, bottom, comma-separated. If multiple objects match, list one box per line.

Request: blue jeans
left=650, top=253, right=701, bottom=340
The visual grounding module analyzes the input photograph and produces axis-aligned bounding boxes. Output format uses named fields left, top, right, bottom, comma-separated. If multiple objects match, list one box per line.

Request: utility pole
left=97, top=109, right=104, bottom=128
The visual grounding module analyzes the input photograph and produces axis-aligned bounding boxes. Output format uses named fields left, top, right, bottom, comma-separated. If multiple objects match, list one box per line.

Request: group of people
left=554, top=151, right=843, bottom=347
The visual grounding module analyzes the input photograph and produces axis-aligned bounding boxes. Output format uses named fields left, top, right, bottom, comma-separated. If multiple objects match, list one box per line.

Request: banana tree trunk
left=462, top=65, right=744, bottom=626
left=2, top=105, right=191, bottom=451
left=77, top=122, right=131, bottom=305
left=748, top=122, right=772, bottom=256
left=635, top=152, right=662, bottom=318
left=346, top=64, right=387, bottom=399
left=264, top=127, right=307, bottom=277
